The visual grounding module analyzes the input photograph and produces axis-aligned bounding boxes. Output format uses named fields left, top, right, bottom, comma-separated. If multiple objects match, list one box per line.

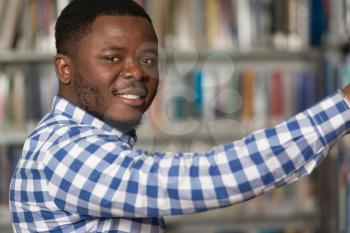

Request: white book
left=202, top=69, right=217, bottom=120
left=0, top=0, right=21, bottom=50
left=56, top=0, right=70, bottom=16
left=236, top=0, right=252, bottom=50
left=254, top=71, right=267, bottom=128
left=296, top=0, right=310, bottom=48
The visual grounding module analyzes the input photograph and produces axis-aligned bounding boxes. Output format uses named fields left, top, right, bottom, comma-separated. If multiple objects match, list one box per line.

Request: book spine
left=0, top=72, right=10, bottom=130
left=241, top=68, right=254, bottom=121
left=193, top=69, right=203, bottom=118
left=270, top=71, right=283, bottom=120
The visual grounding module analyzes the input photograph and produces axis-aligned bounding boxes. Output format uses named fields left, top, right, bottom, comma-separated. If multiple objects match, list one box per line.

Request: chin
left=103, top=103, right=146, bottom=132
left=104, top=116, right=142, bottom=133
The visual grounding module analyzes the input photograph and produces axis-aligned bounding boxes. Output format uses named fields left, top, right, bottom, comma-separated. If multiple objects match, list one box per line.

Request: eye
left=139, top=57, right=157, bottom=66
left=104, top=56, right=122, bottom=63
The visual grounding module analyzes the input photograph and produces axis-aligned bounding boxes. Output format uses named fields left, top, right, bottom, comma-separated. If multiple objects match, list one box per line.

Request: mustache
left=112, top=81, right=148, bottom=97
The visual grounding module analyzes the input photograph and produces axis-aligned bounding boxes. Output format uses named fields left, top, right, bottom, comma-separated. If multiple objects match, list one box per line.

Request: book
left=282, top=70, right=295, bottom=117
left=0, top=72, right=10, bottom=130
left=133, top=0, right=326, bottom=51
left=310, top=0, right=326, bottom=47
left=254, top=71, right=268, bottom=128
left=11, top=70, right=26, bottom=131
left=0, top=0, right=21, bottom=50
left=214, top=0, right=234, bottom=50
left=193, top=69, right=203, bottom=118
left=241, top=68, right=255, bottom=121
left=270, top=70, right=284, bottom=121
left=236, top=0, right=253, bottom=50
left=202, top=67, right=218, bottom=120
left=35, top=0, right=56, bottom=52
left=56, top=0, right=71, bottom=16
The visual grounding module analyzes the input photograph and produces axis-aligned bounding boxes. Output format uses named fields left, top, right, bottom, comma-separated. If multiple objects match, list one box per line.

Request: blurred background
left=0, top=0, right=350, bottom=232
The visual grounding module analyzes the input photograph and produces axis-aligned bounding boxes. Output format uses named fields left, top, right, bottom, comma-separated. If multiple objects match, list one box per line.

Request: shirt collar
left=51, top=95, right=137, bottom=146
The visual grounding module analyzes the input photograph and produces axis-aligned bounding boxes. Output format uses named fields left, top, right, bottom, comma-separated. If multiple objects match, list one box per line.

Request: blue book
left=193, top=69, right=203, bottom=118
left=302, top=70, right=316, bottom=109
left=310, top=0, right=326, bottom=46
left=294, top=70, right=305, bottom=113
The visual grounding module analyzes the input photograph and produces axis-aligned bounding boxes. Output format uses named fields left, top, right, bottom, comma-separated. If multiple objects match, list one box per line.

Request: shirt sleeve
left=43, top=90, right=350, bottom=218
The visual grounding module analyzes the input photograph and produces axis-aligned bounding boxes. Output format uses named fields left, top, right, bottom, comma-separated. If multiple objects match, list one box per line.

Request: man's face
left=71, top=15, right=159, bottom=132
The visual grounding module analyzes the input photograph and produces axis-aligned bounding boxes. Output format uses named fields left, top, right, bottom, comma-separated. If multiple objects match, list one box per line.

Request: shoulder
left=25, top=112, right=128, bottom=161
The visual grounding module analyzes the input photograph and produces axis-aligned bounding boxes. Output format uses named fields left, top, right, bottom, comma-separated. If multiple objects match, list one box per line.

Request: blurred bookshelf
left=0, top=52, right=53, bottom=64
left=0, top=0, right=349, bottom=233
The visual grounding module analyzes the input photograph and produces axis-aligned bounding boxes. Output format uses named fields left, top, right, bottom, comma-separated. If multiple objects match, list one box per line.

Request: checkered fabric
left=9, top=91, right=350, bottom=232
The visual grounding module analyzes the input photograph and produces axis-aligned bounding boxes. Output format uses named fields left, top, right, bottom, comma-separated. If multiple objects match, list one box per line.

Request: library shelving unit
left=0, top=54, right=324, bottom=233
left=0, top=0, right=344, bottom=233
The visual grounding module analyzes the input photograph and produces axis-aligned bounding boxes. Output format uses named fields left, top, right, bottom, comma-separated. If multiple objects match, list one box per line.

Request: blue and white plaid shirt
left=9, top=91, right=350, bottom=233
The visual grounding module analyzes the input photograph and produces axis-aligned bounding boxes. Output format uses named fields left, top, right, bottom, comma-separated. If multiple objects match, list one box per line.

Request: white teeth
left=119, top=94, right=141, bottom=100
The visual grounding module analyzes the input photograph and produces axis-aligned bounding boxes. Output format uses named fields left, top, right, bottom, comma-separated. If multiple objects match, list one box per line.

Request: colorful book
left=241, top=68, right=255, bottom=121
left=271, top=70, right=284, bottom=119
left=0, top=0, right=21, bottom=50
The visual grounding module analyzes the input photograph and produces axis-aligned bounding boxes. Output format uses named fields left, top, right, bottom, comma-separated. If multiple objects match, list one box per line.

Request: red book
left=270, top=71, right=284, bottom=120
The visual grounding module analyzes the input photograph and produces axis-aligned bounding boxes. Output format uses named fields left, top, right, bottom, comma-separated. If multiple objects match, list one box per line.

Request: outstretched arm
left=44, top=90, right=350, bottom=218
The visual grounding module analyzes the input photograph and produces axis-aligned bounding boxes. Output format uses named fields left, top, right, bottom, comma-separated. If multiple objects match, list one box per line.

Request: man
left=9, top=0, right=350, bottom=232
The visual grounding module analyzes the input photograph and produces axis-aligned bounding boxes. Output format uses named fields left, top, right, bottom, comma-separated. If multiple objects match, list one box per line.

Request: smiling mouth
left=113, top=91, right=147, bottom=108
left=112, top=85, right=148, bottom=107
left=117, top=94, right=145, bottom=100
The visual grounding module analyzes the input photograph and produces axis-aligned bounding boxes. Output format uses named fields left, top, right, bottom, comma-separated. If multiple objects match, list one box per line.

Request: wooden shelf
left=0, top=51, right=53, bottom=63
left=170, top=48, right=323, bottom=62
left=0, top=49, right=322, bottom=64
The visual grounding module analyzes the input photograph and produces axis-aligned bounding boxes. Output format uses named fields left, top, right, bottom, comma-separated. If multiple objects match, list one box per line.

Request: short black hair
left=55, top=0, right=153, bottom=55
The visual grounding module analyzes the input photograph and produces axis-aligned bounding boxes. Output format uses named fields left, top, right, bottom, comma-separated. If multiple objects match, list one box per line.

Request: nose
left=120, top=59, right=144, bottom=81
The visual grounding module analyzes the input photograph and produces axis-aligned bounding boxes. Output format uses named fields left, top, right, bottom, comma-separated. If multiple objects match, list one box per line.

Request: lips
left=113, top=88, right=147, bottom=107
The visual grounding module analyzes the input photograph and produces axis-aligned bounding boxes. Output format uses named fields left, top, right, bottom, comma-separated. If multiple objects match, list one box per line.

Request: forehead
left=81, top=15, right=158, bottom=49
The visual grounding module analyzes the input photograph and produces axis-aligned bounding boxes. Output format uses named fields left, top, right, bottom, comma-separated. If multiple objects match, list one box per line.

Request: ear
left=53, top=54, right=73, bottom=85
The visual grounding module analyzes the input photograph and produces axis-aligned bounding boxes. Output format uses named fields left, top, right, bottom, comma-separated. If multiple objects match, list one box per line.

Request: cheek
left=74, top=76, right=98, bottom=107
left=146, top=79, right=159, bottom=102
left=148, top=77, right=159, bottom=92
left=141, top=64, right=159, bottom=80
left=145, top=68, right=159, bottom=78
left=73, top=73, right=112, bottom=112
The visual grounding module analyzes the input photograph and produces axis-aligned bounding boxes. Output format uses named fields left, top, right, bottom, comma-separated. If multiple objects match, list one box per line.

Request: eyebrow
left=100, top=46, right=158, bottom=55
left=100, top=46, right=127, bottom=52
left=142, top=48, right=158, bottom=55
